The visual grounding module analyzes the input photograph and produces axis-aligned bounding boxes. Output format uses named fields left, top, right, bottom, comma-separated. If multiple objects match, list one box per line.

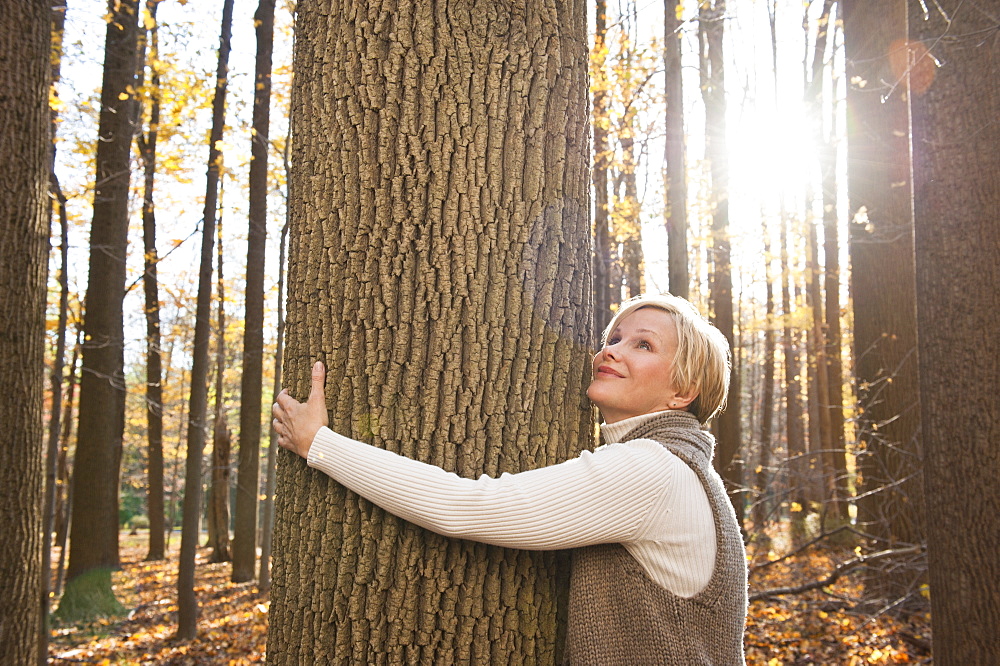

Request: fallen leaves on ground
left=745, top=544, right=932, bottom=665
left=49, top=537, right=267, bottom=665
left=49, top=537, right=932, bottom=664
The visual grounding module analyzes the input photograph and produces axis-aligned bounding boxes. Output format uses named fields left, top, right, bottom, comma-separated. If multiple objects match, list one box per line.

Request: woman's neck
left=600, top=410, right=672, bottom=444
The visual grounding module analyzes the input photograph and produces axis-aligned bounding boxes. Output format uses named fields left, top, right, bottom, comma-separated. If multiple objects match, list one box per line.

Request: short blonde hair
left=601, top=293, right=731, bottom=423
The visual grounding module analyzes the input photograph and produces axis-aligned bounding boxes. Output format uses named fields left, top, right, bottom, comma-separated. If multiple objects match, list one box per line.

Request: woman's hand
left=272, top=361, right=329, bottom=459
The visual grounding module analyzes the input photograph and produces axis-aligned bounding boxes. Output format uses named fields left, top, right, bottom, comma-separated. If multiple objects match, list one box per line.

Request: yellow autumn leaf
left=790, top=501, right=803, bottom=513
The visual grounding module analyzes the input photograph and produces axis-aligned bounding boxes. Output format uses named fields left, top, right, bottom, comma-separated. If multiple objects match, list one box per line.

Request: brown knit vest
left=565, top=411, right=747, bottom=665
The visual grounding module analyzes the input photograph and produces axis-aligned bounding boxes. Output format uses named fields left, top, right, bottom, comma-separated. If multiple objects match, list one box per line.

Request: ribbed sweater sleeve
left=307, top=426, right=676, bottom=551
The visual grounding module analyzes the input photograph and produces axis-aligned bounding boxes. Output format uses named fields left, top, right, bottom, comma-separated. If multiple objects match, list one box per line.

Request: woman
left=273, top=293, right=747, bottom=664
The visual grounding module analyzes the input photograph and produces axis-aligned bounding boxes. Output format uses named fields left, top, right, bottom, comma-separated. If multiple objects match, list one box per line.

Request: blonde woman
left=273, top=294, right=747, bottom=663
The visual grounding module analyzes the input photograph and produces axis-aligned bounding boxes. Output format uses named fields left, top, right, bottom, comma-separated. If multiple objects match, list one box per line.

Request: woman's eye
left=607, top=336, right=621, bottom=346
left=638, top=340, right=652, bottom=350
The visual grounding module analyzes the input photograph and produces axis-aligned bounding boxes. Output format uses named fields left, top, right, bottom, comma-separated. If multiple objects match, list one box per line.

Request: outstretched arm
left=273, top=362, right=681, bottom=551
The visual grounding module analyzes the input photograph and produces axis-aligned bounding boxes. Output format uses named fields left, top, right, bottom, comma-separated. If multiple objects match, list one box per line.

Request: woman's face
left=586, top=307, right=690, bottom=424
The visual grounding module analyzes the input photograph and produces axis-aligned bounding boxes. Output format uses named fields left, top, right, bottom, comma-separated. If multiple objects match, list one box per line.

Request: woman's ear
left=670, top=391, right=698, bottom=410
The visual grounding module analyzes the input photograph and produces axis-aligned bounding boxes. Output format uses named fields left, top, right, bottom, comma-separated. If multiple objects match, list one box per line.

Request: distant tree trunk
left=821, top=124, right=849, bottom=522
left=753, top=0, right=781, bottom=541
left=909, top=2, right=1000, bottom=660
left=592, top=0, right=614, bottom=335
left=820, top=6, right=848, bottom=521
left=700, top=0, right=742, bottom=526
left=752, top=221, right=776, bottom=537
left=54, top=328, right=82, bottom=570
left=617, top=30, right=645, bottom=300
left=267, top=0, right=592, bottom=661
left=0, top=1, right=50, bottom=660
left=165, top=367, right=188, bottom=552
left=258, top=218, right=288, bottom=593
left=177, top=0, right=234, bottom=639
left=41, top=3, right=70, bottom=656
left=60, top=0, right=140, bottom=621
left=233, top=0, right=276, bottom=584
left=664, top=0, right=688, bottom=298
left=805, top=216, right=835, bottom=516
left=842, top=0, right=923, bottom=601
left=803, top=0, right=838, bottom=522
left=780, top=213, right=808, bottom=541
left=41, top=177, right=69, bottom=663
left=208, top=216, right=231, bottom=564
left=137, top=0, right=166, bottom=563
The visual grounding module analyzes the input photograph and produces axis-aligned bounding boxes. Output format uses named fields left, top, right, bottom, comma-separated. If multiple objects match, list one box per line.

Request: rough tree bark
left=0, top=0, right=50, bottom=661
left=267, top=0, right=592, bottom=661
left=908, top=1, right=1000, bottom=659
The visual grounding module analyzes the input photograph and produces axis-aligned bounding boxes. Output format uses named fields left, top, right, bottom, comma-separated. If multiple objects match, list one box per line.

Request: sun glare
left=729, top=105, right=819, bottom=206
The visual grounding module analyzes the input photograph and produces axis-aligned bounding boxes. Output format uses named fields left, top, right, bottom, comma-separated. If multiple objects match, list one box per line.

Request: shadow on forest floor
left=47, top=533, right=931, bottom=664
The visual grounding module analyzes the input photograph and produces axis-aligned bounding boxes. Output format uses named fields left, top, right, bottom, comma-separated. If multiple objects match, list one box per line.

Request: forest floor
left=47, top=533, right=932, bottom=664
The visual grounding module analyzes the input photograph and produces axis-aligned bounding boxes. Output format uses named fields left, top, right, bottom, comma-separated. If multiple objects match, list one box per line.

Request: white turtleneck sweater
left=306, top=410, right=717, bottom=597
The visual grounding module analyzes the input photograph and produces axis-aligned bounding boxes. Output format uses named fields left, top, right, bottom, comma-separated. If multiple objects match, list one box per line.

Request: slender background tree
left=233, top=0, right=278, bottom=584
left=176, top=0, right=235, bottom=639
left=59, top=0, right=141, bottom=620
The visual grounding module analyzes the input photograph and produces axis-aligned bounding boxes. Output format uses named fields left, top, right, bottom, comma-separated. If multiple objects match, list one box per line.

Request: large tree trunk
left=60, top=0, right=140, bottom=621
left=908, top=2, right=1000, bottom=660
left=842, top=0, right=923, bottom=601
left=233, top=0, right=277, bottom=584
left=663, top=0, right=688, bottom=298
left=137, top=0, right=166, bottom=563
left=0, top=0, right=50, bottom=661
left=267, top=0, right=592, bottom=661
left=176, top=0, right=234, bottom=639
left=700, top=0, right=743, bottom=527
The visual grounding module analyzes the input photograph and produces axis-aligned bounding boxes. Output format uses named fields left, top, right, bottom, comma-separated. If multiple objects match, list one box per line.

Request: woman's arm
left=273, top=362, right=679, bottom=550
left=306, top=425, right=679, bottom=550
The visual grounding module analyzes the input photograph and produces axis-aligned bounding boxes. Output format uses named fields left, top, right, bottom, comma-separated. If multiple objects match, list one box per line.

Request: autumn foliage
left=46, top=536, right=930, bottom=664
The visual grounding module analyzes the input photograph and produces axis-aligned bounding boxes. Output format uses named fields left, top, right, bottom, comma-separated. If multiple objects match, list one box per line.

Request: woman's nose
left=602, top=344, right=620, bottom=360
